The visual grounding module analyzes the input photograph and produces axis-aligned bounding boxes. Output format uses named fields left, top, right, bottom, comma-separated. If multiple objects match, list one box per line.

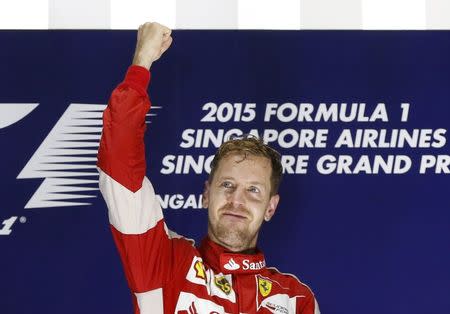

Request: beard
left=208, top=203, right=259, bottom=251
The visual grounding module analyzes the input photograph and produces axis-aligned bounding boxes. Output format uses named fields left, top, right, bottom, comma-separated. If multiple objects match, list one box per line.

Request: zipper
left=233, top=274, right=240, bottom=313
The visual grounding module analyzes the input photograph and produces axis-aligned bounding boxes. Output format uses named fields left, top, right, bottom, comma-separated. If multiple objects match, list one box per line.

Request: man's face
left=203, top=153, right=280, bottom=252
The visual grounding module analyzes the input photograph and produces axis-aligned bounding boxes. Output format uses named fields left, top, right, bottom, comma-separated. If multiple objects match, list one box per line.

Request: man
left=97, top=22, right=319, bottom=314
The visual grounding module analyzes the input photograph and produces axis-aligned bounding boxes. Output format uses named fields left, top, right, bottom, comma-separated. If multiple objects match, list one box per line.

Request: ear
left=202, top=180, right=210, bottom=209
left=264, top=194, right=280, bottom=222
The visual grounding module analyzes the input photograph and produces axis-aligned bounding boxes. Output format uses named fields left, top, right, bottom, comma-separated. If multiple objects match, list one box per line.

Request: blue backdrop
left=0, top=30, right=449, bottom=314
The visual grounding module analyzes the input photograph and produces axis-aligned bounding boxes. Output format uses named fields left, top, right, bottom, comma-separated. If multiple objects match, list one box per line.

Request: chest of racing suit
left=97, top=65, right=320, bottom=314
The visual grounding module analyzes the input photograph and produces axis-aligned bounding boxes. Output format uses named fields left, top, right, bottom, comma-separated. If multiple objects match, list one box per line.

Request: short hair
left=208, top=134, right=283, bottom=196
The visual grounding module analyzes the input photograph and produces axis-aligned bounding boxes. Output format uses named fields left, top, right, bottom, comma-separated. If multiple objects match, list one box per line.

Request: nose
left=228, top=186, right=246, bottom=208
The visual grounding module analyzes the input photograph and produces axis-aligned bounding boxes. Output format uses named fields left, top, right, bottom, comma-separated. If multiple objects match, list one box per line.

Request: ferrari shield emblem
left=258, top=277, right=272, bottom=297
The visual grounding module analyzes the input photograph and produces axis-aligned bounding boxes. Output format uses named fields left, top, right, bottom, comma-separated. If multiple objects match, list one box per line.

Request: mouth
left=222, top=212, right=248, bottom=221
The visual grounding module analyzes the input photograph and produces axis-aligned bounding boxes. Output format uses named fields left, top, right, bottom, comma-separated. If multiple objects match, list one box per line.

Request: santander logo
left=223, top=258, right=240, bottom=271
left=221, top=253, right=266, bottom=273
left=242, top=259, right=266, bottom=271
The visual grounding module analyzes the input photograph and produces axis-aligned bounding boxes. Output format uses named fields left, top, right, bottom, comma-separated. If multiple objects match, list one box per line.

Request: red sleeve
left=97, top=65, right=150, bottom=192
left=96, top=66, right=191, bottom=312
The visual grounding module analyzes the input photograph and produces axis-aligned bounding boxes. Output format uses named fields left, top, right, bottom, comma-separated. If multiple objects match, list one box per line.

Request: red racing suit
left=97, top=65, right=320, bottom=314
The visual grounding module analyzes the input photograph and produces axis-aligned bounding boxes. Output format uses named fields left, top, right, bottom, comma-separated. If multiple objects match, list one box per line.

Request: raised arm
left=97, top=22, right=172, bottom=191
left=97, top=22, right=175, bottom=311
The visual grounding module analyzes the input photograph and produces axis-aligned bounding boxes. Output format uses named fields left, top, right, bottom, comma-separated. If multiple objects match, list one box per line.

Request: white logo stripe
left=46, top=149, right=99, bottom=156
left=25, top=178, right=99, bottom=208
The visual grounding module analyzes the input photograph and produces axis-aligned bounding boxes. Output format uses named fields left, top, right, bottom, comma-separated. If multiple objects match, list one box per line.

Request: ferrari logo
left=258, top=277, right=272, bottom=297
left=214, top=276, right=232, bottom=295
left=194, top=260, right=206, bottom=280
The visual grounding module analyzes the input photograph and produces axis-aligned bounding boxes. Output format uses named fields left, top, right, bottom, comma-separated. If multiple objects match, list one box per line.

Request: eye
left=248, top=186, right=260, bottom=193
left=221, top=181, right=233, bottom=189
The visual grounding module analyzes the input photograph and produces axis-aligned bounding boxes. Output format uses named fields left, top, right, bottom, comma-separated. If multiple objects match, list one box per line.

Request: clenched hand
left=132, top=22, right=173, bottom=70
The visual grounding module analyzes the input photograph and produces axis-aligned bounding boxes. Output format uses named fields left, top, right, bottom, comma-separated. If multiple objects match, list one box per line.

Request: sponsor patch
left=258, top=277, right=273, bottom=297
left=256, top=275, right=298, bottom=313
left=194, top=260, right=206, bottom=280
left=223, top=258, right=240, bottom=271
left=186, top=257, right=208, bottom=287
left=220, top=253, right=266, bottom=274
left=214, top=276, right=232, bottom=295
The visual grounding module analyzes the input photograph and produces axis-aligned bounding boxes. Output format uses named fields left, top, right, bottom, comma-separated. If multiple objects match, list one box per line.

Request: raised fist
left=132, top=22, right=173, bottom=70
